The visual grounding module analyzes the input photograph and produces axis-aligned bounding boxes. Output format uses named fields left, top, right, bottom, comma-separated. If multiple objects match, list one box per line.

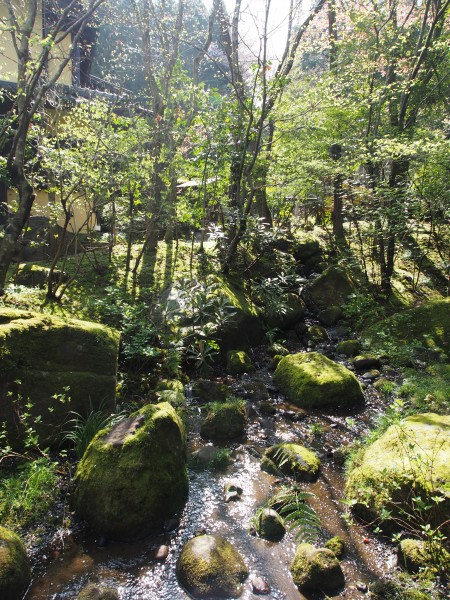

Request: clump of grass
left=0, top=457, right=58, bottom=528
left=209, top=448, right=233, bottom=471
left=397, top=364, right=450, bottom=414
left=61, top=407, right=126, bottom=458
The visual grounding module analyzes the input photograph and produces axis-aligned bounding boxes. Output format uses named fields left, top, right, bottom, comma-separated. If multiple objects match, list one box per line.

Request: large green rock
left=261, top=443, right=320, bottom=481
left=77, top=583, right=119, bottom=600
left=273, top=352, right=364, bottom=408
left=290, top=543, right=345, bottom=592
left=73, top=402, right=188, bottom=540
left=176, top=534, right=248, bottom=599
left=0, top=527, right=31, bottom=600
left=0, top=308, right=119, bottom=447
left=303, top=266, right=354, bottom=311
left=346, top=413, right=450, bottom=532
left=201, top=400, right=246, bottom=440
left=362, top=298, right=450, bottom=365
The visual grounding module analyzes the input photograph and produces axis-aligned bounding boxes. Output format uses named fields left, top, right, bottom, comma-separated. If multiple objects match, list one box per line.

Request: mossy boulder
left=397, top=538, right=449, bottom=574
left=307, top=325, right=329, bottom=343
left=176, top=534, right=249, bottom=599
left=361, top=298, right=450, bottom=366
left=302, top=266, right=354, bottom=311
left=0, top=308, right=119, bottom=447
left=226, top=350, right=254, bottom=375
left=15, top=263, right=68, bottom=288
left=290, top=543, right=345, bottom=593
left=261, top=443, right=320, bottom=481
left=336, top=339, right=361, bottom=357
left=292, top=235, right=323, bottom=273
left=0, top=526, right=31, bottom=600
left=273, top=352, right=364, bottom=408
left=352, top=354, right=381, bottom=371
left=77, top=583, right=119, bottom=600
left=253, top=508, right=286, bottom=541
left=266, top=293, right=306, bottom=330
left=318, top=306, right=342, bottom=326
left=346, top=413, right=450, bottom=532
left=73, top=402, right=188, bottom=540
left=191, top=379, right=229, bottom=403
left=324, top=536, right=345, bottom=559
left=201, top=400, right=246, bottom=440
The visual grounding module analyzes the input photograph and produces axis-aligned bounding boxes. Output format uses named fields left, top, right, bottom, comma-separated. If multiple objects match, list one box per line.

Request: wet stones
left=250, top=575, right=270, bottom=595
left=73, top=402, right=188, bottom=540
left=176, top=534, right=249, bottom=599
left=336, top=339, right=361, bottom=357
left=261, top=443, right=320, bottom=481
left=290, top=543, right=345, bottom=593
left=273, top=352, right=364, bottom=408
left=0, top=527, right=31, bottom=600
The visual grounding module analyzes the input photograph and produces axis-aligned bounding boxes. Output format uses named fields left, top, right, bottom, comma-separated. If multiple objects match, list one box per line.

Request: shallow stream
left=25, top=337, right=399, bottom=600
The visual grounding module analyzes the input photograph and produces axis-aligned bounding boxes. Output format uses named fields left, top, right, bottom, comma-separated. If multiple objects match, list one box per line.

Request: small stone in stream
left=362, top=372, right=376, bottom=380
left=356, top=581, right=368, bottom=593
left=326, top=449, right=334, bottom=458
left=330, top=422, right=339, bottom=429
left=155, top=545, right=169, bottom=561
left=251, top=575, right=270, bottom=595
left=283, top=410, right=306, bottom=422
left=224, top=482, right=243, bottom=502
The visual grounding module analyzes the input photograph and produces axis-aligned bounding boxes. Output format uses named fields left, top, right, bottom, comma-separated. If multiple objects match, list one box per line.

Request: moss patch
left=273, top=352, right=364, bottom=408
left=73, top=402, right=188, bottom=540
left=176, top=534, right=248, bottom=599
left=346, top=413, right=450, bottom=532
left=361, top=298, right=450, bottom=366
left=303, top=266, right=354, bottom=311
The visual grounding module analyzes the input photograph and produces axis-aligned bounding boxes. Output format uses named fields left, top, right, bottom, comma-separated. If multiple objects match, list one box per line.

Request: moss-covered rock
left=361, top=298, right=450, bottom=366
left=336, top=339, right=361, bottom=357
left=318, top=306, right=343, bottom=326
left=324, top=536, right=345, bottom=559
left=266, top=293, right=306, bottom=330
left=226, top=350, right=254, bottom=375
left=308, top=325, right=329, bottom=343
left=273, top=352, right=364, bottom=408
left=0, top=526, right=31, bottom=600
left=191, top=379, right=229, bottom=403
left=290, top=543, right=345, bottom=593
left=156, top=389, right=186, bottom=407
left=73, top=402, right=188, bottom=540
left=176, top=534, right=248, bottom=599
left=346, top=413, right=450, bottom=532
left=303, top=266, right=354, bottom=311
left=253, top=508, right=286, bottom=542
left=77, top=583, right=119, bottom=600
left=15, top=263, right=68, bottom=288
left=352, top=354, right=382, bottom=371
left=261, top=443, right=320, bottom=481
left=0, top=308, right=119, bottom=447
left=201, top=400, right=246, bottom=440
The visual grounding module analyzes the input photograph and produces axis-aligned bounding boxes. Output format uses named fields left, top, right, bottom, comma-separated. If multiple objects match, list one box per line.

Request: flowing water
left=25, top=338, right=399, bottom=600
